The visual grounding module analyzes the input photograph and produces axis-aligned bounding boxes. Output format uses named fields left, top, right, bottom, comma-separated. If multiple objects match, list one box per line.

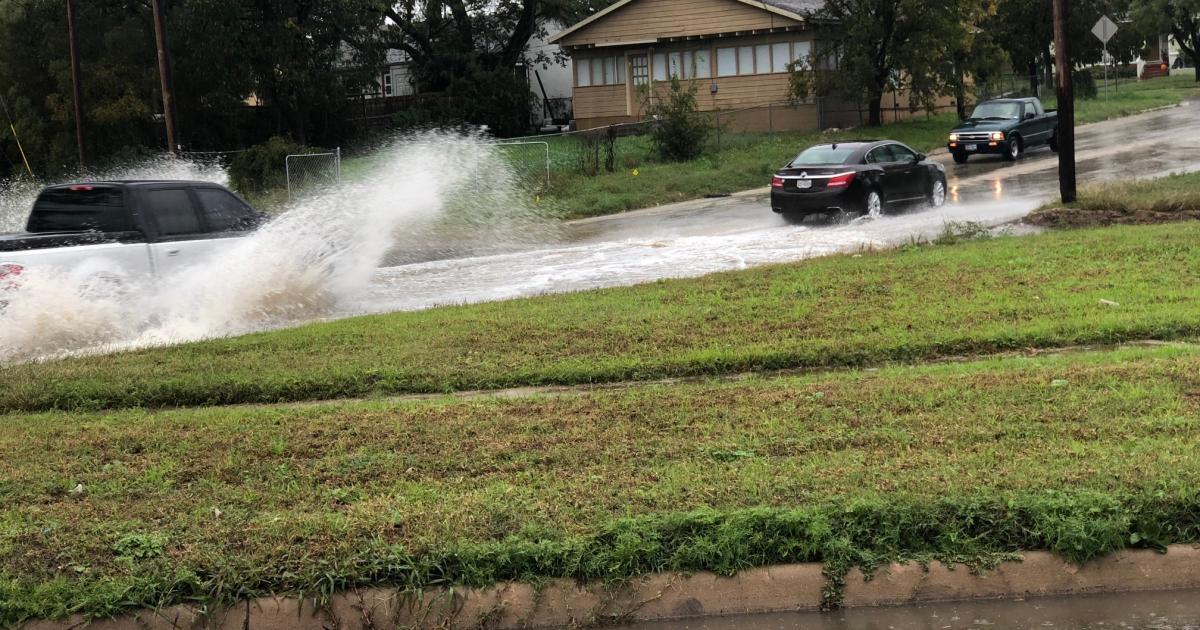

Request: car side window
left=889, top=144, right=917, bottom=162
left=144, top=189, right=201, bottom=236
left=195, top=188, right=257, bottom=232
left=866, top=147, right=890, bottom=164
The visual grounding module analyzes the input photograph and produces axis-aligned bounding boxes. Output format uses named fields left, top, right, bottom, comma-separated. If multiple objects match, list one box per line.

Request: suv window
left=889, top=144, right=917, bottom=162
left=145, top=189, right=202, bottom=236
left=28, top=186, right=130, bottom=233
left=195, top=188, right=257, bottom=232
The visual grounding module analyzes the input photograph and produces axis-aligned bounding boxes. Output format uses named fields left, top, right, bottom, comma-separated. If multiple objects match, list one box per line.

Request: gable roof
left=548, top=0, right=823, bottom=44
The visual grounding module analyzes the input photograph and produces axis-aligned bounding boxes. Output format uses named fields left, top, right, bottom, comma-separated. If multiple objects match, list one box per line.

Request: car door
left=881, top=144, right=923, bottom=201
left=866, top=146, right=902, bottom=202
left=141, top=187, right=223, bottom=276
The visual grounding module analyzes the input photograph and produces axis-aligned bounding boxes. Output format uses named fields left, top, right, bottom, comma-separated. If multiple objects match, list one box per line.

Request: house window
left=631, top=54, right=649, bottom=86
left=577, top=59, right=592, bottom=86
left=668, top=52, right=682, bottom=79
left=652, top=53, right=668, bottom=81
left=591, top=59, right=604, bottom=85
left=737, top=46, right=754, bottom=75
left=604, top=57, right=617, bottom=85
left=613, top=58, right=626, bottom=84
left=755, top=45, right=770, bottom=75
left=794, top=40, right=812, bottom=69
left=383, top=73, right=393, bottom=96
left=717, top=47, right=737, bottom=76
left=693, top=50, right=711, bottom=78
left=771, top=42, right=790, bottom=72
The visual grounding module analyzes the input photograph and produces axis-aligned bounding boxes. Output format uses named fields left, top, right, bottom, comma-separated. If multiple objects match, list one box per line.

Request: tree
left=797, top=0, right=967, bottom=126
left=1134, top=0, right=1200, bottom=81
left=940, top=0, right=1006, bottom=119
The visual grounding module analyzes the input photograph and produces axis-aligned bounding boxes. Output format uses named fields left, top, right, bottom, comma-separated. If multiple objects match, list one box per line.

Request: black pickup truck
left=947, top=97, right=1058, bottom=164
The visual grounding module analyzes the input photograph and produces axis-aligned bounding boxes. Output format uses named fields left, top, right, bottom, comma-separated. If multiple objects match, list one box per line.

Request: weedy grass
left=1043, top=73, right=1199, bottom=125
left=1029, top=171, right=1200, bottom=228
left=6, top=222, right=1200, bottom=413
left=4, top=345, right=1200, bottom=623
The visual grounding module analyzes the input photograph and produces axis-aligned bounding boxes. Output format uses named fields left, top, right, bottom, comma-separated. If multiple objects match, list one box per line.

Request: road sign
left=1092, top=15, right=1118, bottom=44
left=1092, top=16, right=1119, bottom=100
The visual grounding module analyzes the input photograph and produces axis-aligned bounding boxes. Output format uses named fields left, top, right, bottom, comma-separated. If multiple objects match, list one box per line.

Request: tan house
left=548, top=0, right=826, bottom=131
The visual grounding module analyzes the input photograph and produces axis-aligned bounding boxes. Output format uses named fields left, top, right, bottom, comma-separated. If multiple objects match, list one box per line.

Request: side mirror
left=1024, top=112, right=1036, bottom=120
left=914, top=153, right=925, bottom=162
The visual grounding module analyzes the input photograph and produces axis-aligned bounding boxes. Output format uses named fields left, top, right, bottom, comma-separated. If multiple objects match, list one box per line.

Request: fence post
left=715, top=111, right=721, bottom=151
left=335, top=147, right=342, bottom=186
left=285, top=155, right=292, bottom=201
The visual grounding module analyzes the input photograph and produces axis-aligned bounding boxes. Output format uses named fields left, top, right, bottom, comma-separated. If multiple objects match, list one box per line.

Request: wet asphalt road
left=618, top=588, right=1200, bottom=630
left=358, top=102, right=1198, bottom=315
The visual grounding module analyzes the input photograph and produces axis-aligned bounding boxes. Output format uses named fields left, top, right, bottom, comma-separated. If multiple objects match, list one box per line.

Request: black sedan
left=770, top=140, right=947, bottom=219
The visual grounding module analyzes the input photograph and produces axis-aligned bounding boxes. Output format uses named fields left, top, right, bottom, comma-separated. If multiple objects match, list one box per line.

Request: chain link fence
left=491, top=141, right=551, bottom=191
left=285, top=149, right=342, bottom=201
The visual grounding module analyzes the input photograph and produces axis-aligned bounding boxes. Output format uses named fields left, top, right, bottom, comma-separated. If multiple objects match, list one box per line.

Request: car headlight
left=948, top=133, right=958, bottom=142
left=990, top=131, right=1005, bottom=141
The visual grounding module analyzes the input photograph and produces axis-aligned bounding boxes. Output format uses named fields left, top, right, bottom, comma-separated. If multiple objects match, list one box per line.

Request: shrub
left=644, top=78, right=710, bottom=162
left=228, top=136, right=315, bottom=194
left=1072, top=70, right=1098, bottom=100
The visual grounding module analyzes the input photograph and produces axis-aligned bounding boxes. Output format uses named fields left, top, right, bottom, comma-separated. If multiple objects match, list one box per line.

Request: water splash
left=0, top=131, right=553, bottom=362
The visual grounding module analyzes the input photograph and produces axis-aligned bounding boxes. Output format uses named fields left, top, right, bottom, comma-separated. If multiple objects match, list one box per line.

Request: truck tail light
left=771, top=176, right=784, bottom=189
left=826, top=172, right=856, bottom=188
left=0, top=263, right=24, bottom=291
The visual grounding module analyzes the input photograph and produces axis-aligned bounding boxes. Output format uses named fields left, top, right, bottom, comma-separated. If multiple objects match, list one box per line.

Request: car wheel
left=952, top=151, right=969, bottom=164
left=1003, top=136, right=1022, bottom=161
left=863, top=189, right=884, bottom=218
left=928, top=176, right=947, bottom=208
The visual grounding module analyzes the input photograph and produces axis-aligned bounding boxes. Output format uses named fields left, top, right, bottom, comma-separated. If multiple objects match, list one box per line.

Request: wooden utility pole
left=1052, top=0, right=1076, bottom=202
left=151, top=0, right=178, bottom=155
left=66, top=0, right=86, bottom=168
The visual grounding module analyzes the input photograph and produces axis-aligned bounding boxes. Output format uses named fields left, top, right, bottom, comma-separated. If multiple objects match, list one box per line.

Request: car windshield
left=790, top=145, right=858, bottom=166
left=969, top=102, right=1021, bottom=120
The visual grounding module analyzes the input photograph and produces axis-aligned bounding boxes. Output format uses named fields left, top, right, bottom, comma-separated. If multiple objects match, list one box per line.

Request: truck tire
left=1003, top=135, right=1022, bottom=161
left=952, top=151, right=969, bottom=164
left=1049, top=128, right=1059, bottom=153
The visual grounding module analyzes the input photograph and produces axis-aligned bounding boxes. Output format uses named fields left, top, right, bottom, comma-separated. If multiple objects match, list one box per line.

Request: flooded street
left=621, top=589, right=1200, bottom=630
left=354, top=101, right=1198, bottom=315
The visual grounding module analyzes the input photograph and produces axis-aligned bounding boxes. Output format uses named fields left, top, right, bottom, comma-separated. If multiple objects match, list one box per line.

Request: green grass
left=5, top=344, right=1200, bottom=623
left=7, top=223, right=1200, bottom=413
left=1046, top=73, right=1199, bottom=125
left=1029, top=171, right=1200, bottom=227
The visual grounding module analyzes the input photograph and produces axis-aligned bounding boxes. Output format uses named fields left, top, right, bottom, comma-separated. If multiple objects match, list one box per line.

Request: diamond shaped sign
left=1092, top=15, right=1119, bottom=44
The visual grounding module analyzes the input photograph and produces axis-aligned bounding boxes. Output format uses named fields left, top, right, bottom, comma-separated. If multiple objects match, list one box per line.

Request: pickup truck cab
left=947, top=97, right=1058, bottom=164
left=0, top=180, right=265, bottom=298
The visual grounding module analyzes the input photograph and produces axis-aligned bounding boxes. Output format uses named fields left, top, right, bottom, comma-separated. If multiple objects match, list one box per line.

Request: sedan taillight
left=771, top=175, right=784, bottom=189
left=826, top=172, right=856, bottom=188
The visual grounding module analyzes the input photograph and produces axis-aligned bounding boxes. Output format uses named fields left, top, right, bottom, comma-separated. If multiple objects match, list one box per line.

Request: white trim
left=548, top=0, right=807, bottom=45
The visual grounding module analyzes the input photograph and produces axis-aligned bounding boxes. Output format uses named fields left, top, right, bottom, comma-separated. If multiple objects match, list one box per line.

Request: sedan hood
left=951, top=119, right=1013, bottom=133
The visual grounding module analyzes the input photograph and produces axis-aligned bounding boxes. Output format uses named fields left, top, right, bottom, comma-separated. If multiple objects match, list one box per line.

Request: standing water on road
left=0, top=132, right=553, bottom=363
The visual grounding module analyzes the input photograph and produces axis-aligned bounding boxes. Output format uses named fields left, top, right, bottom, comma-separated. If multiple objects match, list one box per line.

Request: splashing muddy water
left=0, top=132, right=554, bottom=363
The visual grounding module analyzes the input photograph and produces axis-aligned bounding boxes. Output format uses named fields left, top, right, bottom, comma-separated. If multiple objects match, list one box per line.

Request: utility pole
left=66, top=0, right=86, bottom=168
left=1052, top=0, right=1076, bottom=202
left=151, top=0, right=178, bottom=155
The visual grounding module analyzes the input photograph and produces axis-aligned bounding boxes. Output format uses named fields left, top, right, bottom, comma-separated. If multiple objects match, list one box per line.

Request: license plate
left=965, top=143, right=978, bottom=151
left=797, top=179, right=812, bottom=189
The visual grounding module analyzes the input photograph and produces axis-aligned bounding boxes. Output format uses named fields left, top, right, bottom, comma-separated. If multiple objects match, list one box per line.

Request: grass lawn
left=7, top=222, right=1200, bottom=413
left=4, top=344, right=1200, bottom=623
left=1029, top=171, right=1200, bottom=228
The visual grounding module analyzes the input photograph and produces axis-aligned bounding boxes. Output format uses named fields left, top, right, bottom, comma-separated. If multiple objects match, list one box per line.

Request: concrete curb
left=21, top=545, right=1200, bottom=629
